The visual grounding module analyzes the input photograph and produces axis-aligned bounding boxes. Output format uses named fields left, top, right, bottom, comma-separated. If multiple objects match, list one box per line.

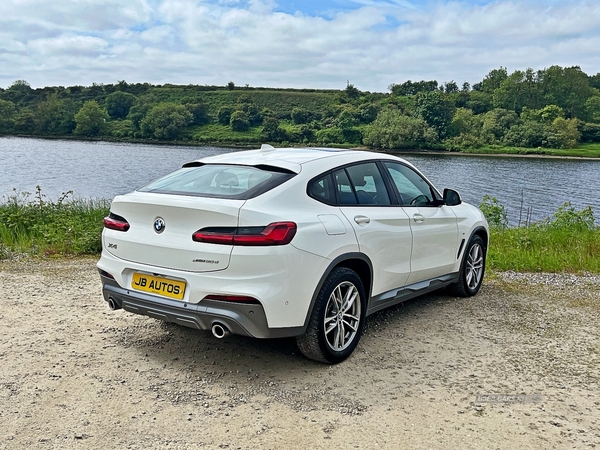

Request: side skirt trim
left=367, top=273, right=459, bottom=316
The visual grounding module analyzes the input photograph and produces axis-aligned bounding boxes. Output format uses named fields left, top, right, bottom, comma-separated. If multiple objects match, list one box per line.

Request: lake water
left=1, top=136, right=599, bottom=226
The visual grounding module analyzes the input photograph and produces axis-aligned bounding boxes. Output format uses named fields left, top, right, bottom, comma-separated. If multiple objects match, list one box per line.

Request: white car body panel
left=404, top=204, right=459, bottom=284
left=97, top=247, right=328, bottom=328
left=339, top=205, right=412, bottom=295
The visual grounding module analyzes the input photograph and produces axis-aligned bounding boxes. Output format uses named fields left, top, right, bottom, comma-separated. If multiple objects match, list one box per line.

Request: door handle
left=354, top=215, right=370, bottom=225
left=413, top=213, right=425, bottom=223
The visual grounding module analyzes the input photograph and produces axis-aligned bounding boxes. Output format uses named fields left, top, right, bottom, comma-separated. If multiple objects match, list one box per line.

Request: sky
left=0, top=0, right=599, bottom=92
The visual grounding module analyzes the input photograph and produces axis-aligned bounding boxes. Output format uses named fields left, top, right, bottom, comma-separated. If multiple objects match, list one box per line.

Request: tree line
left=1, top=65, right=599, bottom=150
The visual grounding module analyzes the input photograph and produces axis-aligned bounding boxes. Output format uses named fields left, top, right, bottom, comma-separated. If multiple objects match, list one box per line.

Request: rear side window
left=308, top=173, right=336, bottom=204
left=139, top=164, right=295, bottom=199
left=309, top=162, right=392, bottom=206
left=334, top=169, right=357, bottom=205
left=345, top=163, right=391, bottom=206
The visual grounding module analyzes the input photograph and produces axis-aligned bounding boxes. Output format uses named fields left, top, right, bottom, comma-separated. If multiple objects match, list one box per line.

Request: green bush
left=230, top=110, right=250, bottom=132
left=140, top=103, right=193, bottom=139
left=316, top=127, right=343, bottom=145
left=217, top=106, right=234, bottom=125
left=547, top=202, right=595, bottom=230
left=105, top=91, right=136, bottom=119
left=443, top=133, right=484, bottom=151
left=109, top=119, right=133, bottom=138
left=545, top=117, right=580, bottom=149
left=502, top=121, right=546, bottom=147
left=363, top=108, right=437, bottom=149
left=479, top=195, right=508, bottom=228
left=74, top=100, right=108, bottom=136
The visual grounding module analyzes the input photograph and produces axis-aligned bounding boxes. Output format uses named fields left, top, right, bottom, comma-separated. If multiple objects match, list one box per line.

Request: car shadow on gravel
left=112, top=317, right=308, bottom=370
left=108, top=288, right=460, bottom=373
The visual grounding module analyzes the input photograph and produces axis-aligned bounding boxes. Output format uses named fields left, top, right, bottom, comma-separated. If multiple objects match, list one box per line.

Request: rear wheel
left=451, top=235, right=486, bottom=297
left=296, top=267, right=366, bottom=364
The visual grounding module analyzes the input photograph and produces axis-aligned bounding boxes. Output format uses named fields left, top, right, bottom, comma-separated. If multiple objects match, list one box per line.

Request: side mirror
left=443, top=188, right=462, bottom=206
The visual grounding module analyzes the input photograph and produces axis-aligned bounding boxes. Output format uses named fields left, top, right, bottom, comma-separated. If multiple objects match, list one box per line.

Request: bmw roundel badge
left=154, top=217, right=165, bottom=234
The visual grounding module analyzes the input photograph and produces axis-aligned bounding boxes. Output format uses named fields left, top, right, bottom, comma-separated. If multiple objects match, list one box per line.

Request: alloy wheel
left=466, top=243, right=484, bottom=290
left=323, top=281, right=361, bottom=351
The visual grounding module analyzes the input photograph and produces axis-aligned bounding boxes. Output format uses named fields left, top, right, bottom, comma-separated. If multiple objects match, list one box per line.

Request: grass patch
left=482, top=197, right=600, bottom=273
left=142, top=88, right=340, bottom=121
left=488, top=226, right=600, bottom=273
left=1, top=186, right=599, bottom=275
left=0, top=187, right=109, bottom=258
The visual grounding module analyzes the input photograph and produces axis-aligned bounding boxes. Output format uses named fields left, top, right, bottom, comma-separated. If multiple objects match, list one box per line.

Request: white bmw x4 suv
left=98, top=146, right=488, bottom=363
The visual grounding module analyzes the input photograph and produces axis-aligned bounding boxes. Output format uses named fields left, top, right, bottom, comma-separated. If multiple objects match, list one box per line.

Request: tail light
left=103, top=213, right=130, bottom=232
left=192, top=222, right=297, bottom=246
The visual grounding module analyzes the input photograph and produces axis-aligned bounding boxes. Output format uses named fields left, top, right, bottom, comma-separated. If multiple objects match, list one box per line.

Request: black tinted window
left=345, top=163, right=391, bottom=206
left=308, top=173, right=335, bottom=204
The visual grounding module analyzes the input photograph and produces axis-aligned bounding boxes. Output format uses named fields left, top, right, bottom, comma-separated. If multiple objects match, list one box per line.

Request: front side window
left=139, top=164, right=294, bottom=199
left=383, top=162, right=437, bottom=206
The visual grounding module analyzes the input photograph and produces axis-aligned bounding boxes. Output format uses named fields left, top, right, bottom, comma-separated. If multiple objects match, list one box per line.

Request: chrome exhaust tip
left=211, top=322, right=230, bottom=339
left=108, top=297, right=121, bottom=311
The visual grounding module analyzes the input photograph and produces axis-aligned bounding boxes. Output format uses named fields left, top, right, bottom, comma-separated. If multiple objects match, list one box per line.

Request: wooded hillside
left=1, top=66, right=599, bottom=150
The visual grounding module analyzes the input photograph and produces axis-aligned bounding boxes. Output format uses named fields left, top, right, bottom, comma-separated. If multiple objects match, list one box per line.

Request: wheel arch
left=451, top=225, right=488, bottom=297
left=471, top=225, right=489, bottom=250
left=300, top=253, right=373, bottom=332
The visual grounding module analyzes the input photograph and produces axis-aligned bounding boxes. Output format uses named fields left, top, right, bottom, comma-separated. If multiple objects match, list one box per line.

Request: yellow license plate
left=131, top=272, right=186, bottom=300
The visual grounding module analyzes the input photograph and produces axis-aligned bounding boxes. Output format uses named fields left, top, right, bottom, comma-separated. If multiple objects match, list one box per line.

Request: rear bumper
left=99, top=271, right=303, bottom=339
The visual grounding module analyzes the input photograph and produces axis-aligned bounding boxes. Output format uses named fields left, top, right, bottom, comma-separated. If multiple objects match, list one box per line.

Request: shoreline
left=383, top=148, right=600, bottom=161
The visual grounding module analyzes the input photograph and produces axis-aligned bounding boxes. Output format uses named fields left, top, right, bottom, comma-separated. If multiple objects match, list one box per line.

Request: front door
left=381, top=161, right=459, bottom=284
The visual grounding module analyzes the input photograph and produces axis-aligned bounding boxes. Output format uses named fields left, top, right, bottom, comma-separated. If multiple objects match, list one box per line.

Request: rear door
left=336, top=162, right=413, bottom=296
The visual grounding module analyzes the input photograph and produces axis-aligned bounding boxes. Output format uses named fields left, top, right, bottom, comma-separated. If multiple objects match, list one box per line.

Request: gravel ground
left=0, top=257, right=599, bottom=449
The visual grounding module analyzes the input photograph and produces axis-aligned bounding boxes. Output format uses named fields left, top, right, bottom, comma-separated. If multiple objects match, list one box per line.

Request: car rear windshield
left=138, top=164, right=296, bottom=199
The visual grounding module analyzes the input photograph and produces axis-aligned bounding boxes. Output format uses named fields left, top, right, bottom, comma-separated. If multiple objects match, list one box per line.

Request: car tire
left=451, top=235, right=486, bottom=297
left=296, top=267, right=366, bottom=364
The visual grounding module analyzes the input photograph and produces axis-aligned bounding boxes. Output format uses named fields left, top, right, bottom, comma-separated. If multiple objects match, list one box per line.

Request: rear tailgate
left=103, top=192, right=243, bottom=272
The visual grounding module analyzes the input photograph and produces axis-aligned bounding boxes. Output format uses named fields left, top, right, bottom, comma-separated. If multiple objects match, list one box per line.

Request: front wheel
left=296, top=267, right=366, bottom=364
left=451, top=235, right=486, bottom=297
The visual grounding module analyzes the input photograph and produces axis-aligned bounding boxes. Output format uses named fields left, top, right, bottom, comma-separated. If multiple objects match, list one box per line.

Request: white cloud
left=1, top=0, right=152, bottom=32
left=0, top=0, right=599, bottom=90
left=140, top=25, right=175, bottom=43
left=28, top=35, right=109, bottom=55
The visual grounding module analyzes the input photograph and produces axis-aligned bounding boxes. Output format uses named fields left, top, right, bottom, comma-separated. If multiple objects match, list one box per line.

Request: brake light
left=192, top=222, right=297, bottom=246
left=103, top=214, right=130, bottom=232
left=203, top=294, right=261, bottom=304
